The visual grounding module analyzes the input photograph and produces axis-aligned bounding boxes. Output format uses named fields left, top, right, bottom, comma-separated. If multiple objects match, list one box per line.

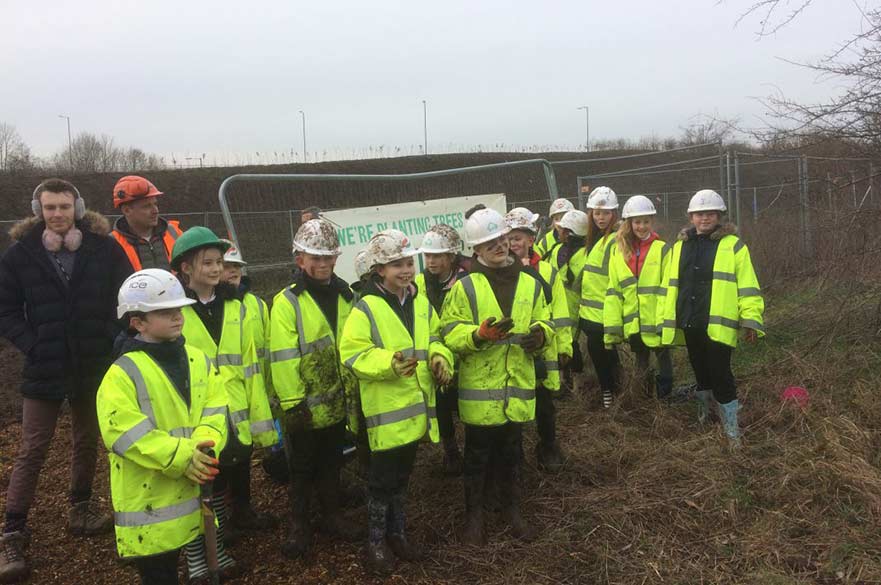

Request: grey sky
left=1, top=0, right=859, bottom=163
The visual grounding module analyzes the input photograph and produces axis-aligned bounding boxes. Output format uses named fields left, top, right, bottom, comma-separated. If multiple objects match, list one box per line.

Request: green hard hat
left=170, top=226, right=231, bottom=269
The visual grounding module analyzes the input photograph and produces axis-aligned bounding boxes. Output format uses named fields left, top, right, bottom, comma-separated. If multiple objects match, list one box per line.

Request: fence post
left=725, top=151, right=732, bottom=215
left=870, top=163, right=876, bottom=207
left=826, top=172, right=832, bottom=210
left=663, top=193, right=668, bottom=221
left=753, top=187, right=757, bottom=220
left=734, top=152, right=741, bottom=227
left=288, top=209, right=296, bottom=247
left=850, top=170, right=857, bottom=207
left=801, top=156, right=813, bottom=260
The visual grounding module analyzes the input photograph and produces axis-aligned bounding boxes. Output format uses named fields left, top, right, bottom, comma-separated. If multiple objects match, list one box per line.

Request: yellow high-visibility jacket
left=182, top=299, right=276, bottom=448
left=440, top=268, right=554, bottom=426
left=661, top=226, right=765, bottom=348
left=536, top=258, right=572, bottom=391
left=269, top=279, right=354, bottom=429
left=535, top=229, right=559, bottom=259
left=604, top=238, right=671, bottom=347
left=339, top=286, right=454, bottom=452
left=243, top=291, right=271, bottom=391
left=580, top=233, right=617, bottom=324
left=97, top=345, right=228, bottom=558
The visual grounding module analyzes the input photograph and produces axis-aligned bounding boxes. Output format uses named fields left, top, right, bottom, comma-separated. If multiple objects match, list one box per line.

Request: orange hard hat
left=113, top=175, right=163, bottom=208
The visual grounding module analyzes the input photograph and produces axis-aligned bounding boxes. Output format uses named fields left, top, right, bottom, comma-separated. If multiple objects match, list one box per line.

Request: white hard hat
left=293, top=219, right=341, bottom=256
left=558, top=210, right=590, bottom=237
left=220, top=239, right=247, bottom=265
left=505, top=207, right=539, bottom=235
left=548, top=198, right=575, bottom=217
left=420, top=224, right=461, bottom=254
left=368, top=229, right=419, bottom=266
left=621, top=195, right=657, bottom=219
left=586, top=186, right=619, bottom=210
left=687, top=189, right=727, bottom=214
left=354, top=249, right=373, bottom=279
left=117, top=269, right=196, bottom=319
left=464, top=208, right=510, bottom=246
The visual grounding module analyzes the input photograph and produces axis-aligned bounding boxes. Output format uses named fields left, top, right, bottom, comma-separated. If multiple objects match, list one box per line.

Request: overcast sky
left=0, top=0, right=861, bottom=163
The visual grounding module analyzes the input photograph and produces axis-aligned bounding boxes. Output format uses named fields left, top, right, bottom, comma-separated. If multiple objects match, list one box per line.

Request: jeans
left=4, top=395, right=100, bottom=531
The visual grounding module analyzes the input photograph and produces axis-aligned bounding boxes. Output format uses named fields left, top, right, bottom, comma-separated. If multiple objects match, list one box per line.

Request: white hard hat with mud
left=420, top=224, right=461, bottom=254
left=557, top=210, right=590, bottom=237
left=621, top=195, right=657, bottom=219
left=505, top=207, right=539, bottom=234
left=586, top=186, right=619, bottom=210
left=368, top=229, right=419, bottom=266
left=293, top=219, right=342, bottom=256
left=464, top=208, right=511, bottom=246
left=548, top=198, right=575, bottom=217
left=687, top=189, right=727, bottom=214
left=354, top=249, right=373, bottom=279
left=117, top=269, right=197, bottom=319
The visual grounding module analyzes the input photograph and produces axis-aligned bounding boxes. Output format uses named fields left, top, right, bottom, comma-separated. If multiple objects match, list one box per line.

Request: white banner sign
left=322, top=193, right=507, bottom=284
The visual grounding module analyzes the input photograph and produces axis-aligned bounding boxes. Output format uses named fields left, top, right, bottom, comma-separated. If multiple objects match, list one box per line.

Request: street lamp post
left=422, top=100, right=428, bottom=155
left=299, top=110, right=307, bottom=163
left=58, top=114, right=72, bottom=169
left=576, top=106, right=589, bottom=152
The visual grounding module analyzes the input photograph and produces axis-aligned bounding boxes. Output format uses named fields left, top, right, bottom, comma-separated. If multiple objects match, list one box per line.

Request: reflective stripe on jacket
left=440, top=270, right=553, bottom=426
left=111, top=220, right=183, bottom=272
left=269, top=286, right=352, bottom=428
left=604, top=240, right=671, bottom=347
left=97, top=346, right=228, bottom=558
left=537, top=260, right=572, bottom=391
left=181, top=300, right=276, bottom=448
left=243, top=292, right=271, bottom=392
left=535, top=230, right=558, bottom=258
left=580, top=233, right=617, bottom=323
left=661, top=235, right=764, bottom=348
left=559, top=247, right=586, bottom=329
left=339, top=292, right=454, bottom=451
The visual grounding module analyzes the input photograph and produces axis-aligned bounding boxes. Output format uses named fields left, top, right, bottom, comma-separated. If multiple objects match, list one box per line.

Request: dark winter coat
left=0, top=211, right=132, bottom=400
left=675, top=222, right=737, bottom=331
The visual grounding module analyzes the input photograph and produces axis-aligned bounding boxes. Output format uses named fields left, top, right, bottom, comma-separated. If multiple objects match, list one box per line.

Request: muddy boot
left=317, top=470, right=362, bottom=542
left=482, top=464, right=501, bottom=513
left=386, top=490, right=423, bottom=562
left=655, top=375, right=673, bottom=400
left=719, top=399, right=741, bottom=449
left=67, top=500, right=113, bottom=536
left=442, top=438, right=463, bottom=477
left=365, top=496, right=394, bottom=576
left=695, top=389, right=712, bottom=425
left=281, top=476, right=312, bottom=559
left=0, top=530, right=29, bottom=584
left=460, top=475, right=486, bottom=546
left=536, top=441, right=564, bottom=474
left=502, top=468, right=536, bottom=542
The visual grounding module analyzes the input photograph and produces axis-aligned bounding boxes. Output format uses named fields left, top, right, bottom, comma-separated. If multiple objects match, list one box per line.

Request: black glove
left=520, top=325, right=545, bottom=353
left=283, top=403, right=312, bottom=434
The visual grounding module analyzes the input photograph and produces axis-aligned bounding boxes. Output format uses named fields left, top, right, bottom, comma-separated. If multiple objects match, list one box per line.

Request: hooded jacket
left=675, top=223, right=735, bottom=330
left=0, top=211, right=132, bottom=400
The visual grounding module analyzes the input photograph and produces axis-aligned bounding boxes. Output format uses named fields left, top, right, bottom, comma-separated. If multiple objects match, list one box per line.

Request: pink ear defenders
left=32, top=181, right=86, bottom=220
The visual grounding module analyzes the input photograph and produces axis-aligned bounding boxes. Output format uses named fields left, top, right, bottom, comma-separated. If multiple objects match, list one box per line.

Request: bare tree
left=679, top=115, right=737, bottom=146
left=0, top=123, right=32, bottom=173
left=737, top=1, right=881, bottom=152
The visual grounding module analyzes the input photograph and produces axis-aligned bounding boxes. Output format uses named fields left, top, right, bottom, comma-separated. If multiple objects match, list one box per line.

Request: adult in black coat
left=0, top=179, right=131, bottom=583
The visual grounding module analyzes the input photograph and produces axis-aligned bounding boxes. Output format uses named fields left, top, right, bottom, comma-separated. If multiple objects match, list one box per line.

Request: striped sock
left=213, top=494, right=237, bottom=570
left=184, top=535, right=208, bottom=580
left=602, top=389, right=613, bottom=409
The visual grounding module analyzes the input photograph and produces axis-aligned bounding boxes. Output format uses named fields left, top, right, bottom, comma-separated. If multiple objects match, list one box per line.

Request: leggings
left=581, top=320, right=619, bottom=393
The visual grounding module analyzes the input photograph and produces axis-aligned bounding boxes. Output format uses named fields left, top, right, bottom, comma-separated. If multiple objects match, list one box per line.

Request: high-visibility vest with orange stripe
left=112, top=220, right=183, bottom=271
